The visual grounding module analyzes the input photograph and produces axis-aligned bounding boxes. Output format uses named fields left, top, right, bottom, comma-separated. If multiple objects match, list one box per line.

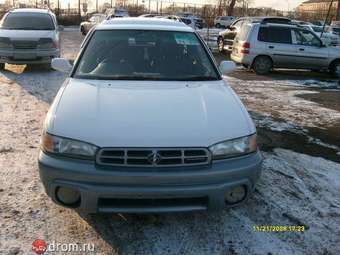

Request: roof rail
left=260, top=18, right=292, bottom=25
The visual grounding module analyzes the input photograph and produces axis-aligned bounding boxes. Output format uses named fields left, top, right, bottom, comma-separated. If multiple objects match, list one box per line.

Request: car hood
left=0, top=29, right=56, bottom=39
left=47, top=78, right=255, bottom=147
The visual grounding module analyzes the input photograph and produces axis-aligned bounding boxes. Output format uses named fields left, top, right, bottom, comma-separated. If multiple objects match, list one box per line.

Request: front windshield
left=1, top=13, right=55, bottom=30
left=74, top=30, right=219, bottom=81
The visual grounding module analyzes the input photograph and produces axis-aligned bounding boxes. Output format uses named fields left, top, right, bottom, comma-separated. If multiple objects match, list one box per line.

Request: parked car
left=39, top=18, right=262, bottom=213
left=0, top=8, right=60, bottom=69
left=162, top=15, right=181, bottom=22
left=217, top=17, right=254, bottom=52
left=214, top=16, right=235, bottom=28
left=329, top=25, right=340, bottom=38
left=139, top=13, right=158, bottom=18
left=80, top=13, right=106, bottom=35
left=106, top=7, right=129, bottom=18
left=312, top=20, right=326, bottom=26
left=231, top=21, right=340, bottom=76
left=217, top=17, right=291, bottom=52
left=301, top=25, right=339, bottom=46
left=176, top=12, right=204, bottom=29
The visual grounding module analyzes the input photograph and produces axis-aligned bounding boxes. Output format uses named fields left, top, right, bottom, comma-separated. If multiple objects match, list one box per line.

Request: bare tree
left=228, top=0, right=237, bottom=15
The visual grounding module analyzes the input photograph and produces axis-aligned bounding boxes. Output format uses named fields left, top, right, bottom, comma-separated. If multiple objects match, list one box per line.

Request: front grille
left=12, top=40, right=37, bottom=49
left=96, top=148, right=211, bottom=167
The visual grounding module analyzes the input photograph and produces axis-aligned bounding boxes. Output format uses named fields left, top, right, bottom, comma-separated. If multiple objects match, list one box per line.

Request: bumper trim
left=39, top=151, right=262, bottom=213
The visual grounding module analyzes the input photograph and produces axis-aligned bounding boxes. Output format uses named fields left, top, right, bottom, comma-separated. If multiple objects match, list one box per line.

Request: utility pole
left=78, top=0, right=81, bottom=23
left=322, top=0, right=334, bottom=37
left=337, top=0, right=340, bottom=20
left=148, top=0, right=151, bottom=13
left=96, top=0, right=98, bottom=12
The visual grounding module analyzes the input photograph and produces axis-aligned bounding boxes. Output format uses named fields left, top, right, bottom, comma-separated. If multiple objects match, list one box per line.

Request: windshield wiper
left=76, top=74, right=163, bottom=80
left=180, top=76, right=219, bottom=81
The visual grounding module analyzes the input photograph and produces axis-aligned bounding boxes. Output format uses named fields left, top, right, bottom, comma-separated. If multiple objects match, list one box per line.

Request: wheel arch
left=328, top=58, right=340, bottom=69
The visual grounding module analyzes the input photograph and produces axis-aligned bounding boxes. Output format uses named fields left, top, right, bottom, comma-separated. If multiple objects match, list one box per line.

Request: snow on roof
left=97, top=17, right=193, bottom=32
left=10, top=8, right=51, bottom=13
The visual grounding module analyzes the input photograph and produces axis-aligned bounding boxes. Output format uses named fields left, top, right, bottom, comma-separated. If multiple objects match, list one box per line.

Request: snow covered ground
left=0, top=29, right=339, bottom=255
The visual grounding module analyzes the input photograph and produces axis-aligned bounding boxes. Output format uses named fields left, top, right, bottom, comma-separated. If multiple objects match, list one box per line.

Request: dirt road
left=0, top=29, right=339, bottom=255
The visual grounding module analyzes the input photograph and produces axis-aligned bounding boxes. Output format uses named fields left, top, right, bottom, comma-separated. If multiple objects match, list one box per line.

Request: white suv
left=38, top=18, right=262, bottom=213
left=214, top=16, right=235, bottom=28
left=231, top=22, right=340, bottom=76
left=0, top=8, right=60, bottom=69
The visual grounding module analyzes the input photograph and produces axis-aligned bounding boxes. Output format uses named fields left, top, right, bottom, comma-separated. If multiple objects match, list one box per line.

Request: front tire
left=330, top=60, right=340, bottom=77
left=216, top=23, right=221, bottom=28
left=253, top=56, right=272, bottom=75
left=0, top=63, right=4, bottom=70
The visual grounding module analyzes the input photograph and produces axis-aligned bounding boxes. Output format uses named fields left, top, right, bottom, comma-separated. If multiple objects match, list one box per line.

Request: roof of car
left=10, top=8, right=51, bottom=14
left=254, top=22, right=301, bottom=29
left=97, top=17, right=193, bottom=32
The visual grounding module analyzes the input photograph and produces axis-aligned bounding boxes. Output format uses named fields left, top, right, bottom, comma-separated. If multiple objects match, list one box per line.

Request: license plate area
left=13, top=53, right=36, bottom=60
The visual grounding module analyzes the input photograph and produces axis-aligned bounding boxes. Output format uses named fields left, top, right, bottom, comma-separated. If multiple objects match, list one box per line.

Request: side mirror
left=219, top=61, right=236, bottom=75
left=51, top=58, right=73, bottom=73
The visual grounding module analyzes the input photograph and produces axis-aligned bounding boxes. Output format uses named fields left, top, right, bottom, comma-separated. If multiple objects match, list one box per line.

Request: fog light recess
left=56, top=186, right=81, bottom=207
left=224, top=185, right=247, bottom=205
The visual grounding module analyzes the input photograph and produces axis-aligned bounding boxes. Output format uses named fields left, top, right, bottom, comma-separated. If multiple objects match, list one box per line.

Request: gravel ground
left=0, top=30, right=340, bottom=255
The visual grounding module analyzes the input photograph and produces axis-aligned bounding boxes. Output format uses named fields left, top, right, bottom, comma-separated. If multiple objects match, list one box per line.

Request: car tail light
left=240, top=42, right=250, bottom=54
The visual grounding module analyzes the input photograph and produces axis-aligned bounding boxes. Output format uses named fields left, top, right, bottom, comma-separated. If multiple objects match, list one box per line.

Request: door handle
left=268, top=46, right=274, bottom=49
left=299, top=48, right=305, bottom=51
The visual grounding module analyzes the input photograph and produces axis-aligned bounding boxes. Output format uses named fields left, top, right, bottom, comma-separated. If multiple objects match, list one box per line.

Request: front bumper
left=0, top=48, right=60, bottom=64
left=38, top=151, right=263, bottom=213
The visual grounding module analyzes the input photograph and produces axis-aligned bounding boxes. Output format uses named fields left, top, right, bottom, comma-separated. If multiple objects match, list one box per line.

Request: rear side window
left=258, top=27, right=292, bottom=44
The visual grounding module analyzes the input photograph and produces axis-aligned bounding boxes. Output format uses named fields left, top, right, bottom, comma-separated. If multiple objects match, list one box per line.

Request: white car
left=231, top=22, right=340, bottom=76
left=106, top=8, right=129, bottom=18
left=39, top=18, right=262, bottom=213
left=80, top=13, right=106, bottom=35
left=301, top=25, right=339, bottom=46
left=0, top=8, right=60, bottom=69
left=214, top=16, right=235, bottom=28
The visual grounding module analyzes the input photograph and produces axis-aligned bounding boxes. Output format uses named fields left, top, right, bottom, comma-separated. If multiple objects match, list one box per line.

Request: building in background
left=296, top=0, right=338, bottom=20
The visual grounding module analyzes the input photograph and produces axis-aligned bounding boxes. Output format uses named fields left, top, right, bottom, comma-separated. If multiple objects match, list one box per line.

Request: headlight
left=0, top=37, right=12, bottom=49
left=37, top=38, right=57, bottom=49
left=209, top=134, right=257, bottom=160
left=41, top=133, right=98, bottom=160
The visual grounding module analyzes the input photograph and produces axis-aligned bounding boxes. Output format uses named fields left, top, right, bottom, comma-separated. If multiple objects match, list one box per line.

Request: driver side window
left=293, top=29, right=322, bottom=47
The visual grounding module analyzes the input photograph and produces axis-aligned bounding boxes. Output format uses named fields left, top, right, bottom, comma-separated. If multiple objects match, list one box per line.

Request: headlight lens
left=209, top=134, right=257, bottom=160
left=0, top=37, right=12, bottom=49
left=41, top=133, right=98, bottom=160
left=37, top=38, right=57, bottom=49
